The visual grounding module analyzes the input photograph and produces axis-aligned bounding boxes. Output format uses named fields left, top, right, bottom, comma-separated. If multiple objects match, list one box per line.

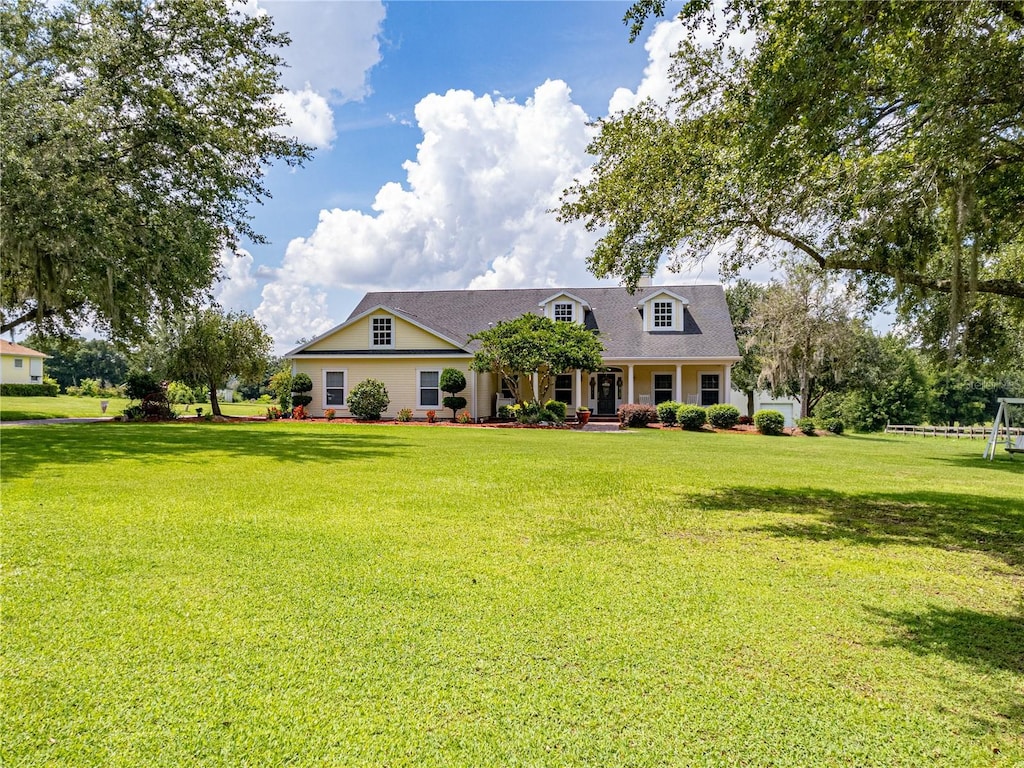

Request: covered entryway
left=596, top=372, right=617, bottom=416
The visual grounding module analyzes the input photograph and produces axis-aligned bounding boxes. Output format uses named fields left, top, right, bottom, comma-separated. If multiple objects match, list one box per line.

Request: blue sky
left=220, top=1, right=733, bottom=351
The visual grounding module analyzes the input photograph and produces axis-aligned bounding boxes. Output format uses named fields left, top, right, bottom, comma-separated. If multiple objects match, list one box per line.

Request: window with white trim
left=418, top=369, right=440, bottom=407
left=700, top=373, right=720, bottom=406
left=371, top=316, right=393, bottom=347
left=554, top=374, right=573, bottom=405
left=653, top=374, right=673, bottom=404
left=653, top=301, right=673, bottom=329
left=553, top=302, right=573, bottom=322
left=324, top=370, right=346, bottom=406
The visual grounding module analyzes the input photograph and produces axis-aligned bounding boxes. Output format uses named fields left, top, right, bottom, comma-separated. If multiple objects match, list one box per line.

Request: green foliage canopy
left=163, top=307, right=272, bottom=416
left=469, top=314, right=604, bottom=403
left=0, top=0, right=310, bottom=340
left=561, top=1, right=1024, bottom=308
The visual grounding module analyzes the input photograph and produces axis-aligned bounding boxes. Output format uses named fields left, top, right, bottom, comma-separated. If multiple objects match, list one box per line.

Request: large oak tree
left=1, top=0, right=310, bottom=340
left=560, top=0, right=1024, bottom=314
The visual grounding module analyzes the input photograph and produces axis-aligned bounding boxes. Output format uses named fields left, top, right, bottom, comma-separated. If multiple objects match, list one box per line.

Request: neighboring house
left=0, top=339, right=48, bottom=385
left=285, top=285, right=741, bottom=420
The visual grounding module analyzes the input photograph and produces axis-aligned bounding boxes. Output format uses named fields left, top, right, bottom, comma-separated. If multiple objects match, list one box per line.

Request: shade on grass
left=2, top=423, right=1021, bottom=766
left=0, top=395, right=268, bottom=421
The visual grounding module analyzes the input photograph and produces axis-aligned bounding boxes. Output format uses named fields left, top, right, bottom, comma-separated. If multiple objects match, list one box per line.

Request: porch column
left=723, top=365, right=731, bottom=406
left=532, top=372, right=539, bottom=402
left=675, top=364, right=682, bottom=402
left=470, top=368, right=478, bottom=421
left=627, top=364, right=634, bottom=404
left=574, top=369, right=582, bottom=409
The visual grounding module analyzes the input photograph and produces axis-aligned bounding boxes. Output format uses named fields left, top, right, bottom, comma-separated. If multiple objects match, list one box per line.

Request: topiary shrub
left=291, top=372, right=313, bottom=409
left=676, top=405, right=707, bottom=430
left=347, top=378, right=389, bottom=420
left=440, top=368, right=468, bottom=421
left=618, top=403, right=657, bottom=428
left=797, top=417, right=817, bottom=435
left=753, top=409, right=786, bottom=435
left=820, top=417, right=845, bottom=435
left=706, top=403, right=741, bottom=429
left=656, top=400, right=682, bottom=426
left=544, top=399, right=567, bottom=422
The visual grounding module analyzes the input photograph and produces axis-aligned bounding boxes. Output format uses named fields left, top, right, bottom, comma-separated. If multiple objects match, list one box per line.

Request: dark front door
left=597, top=373, right=616, bottom=416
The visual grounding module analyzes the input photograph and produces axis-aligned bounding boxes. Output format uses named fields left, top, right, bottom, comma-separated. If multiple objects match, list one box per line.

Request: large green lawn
left=0, top=394, right=268, bottom=421
left=2, top=423, right=1021, bottom=766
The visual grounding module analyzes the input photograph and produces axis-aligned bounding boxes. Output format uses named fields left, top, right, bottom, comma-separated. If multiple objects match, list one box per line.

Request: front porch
left=493, top=362, right=734, bottom=418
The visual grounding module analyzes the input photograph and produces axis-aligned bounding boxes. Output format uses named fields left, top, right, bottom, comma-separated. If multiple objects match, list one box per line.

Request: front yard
left=1, top=422, right=1021, bottom=766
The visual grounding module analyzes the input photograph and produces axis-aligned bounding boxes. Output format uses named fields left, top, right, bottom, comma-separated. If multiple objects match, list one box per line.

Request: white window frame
left=323, top=369, right=347, bottom=409
left=370, top=315, right=394, bottom=348
left=699, top=370, right=721, bottom=407
left=417, top=368, right=442, bottom=409
left=554, top=373, right=573, bottom=405
left=652, top=372, right=674, bottom=404
left=553, top=302, right=574, bottom=323
left=652, top=300, right=674, bottom=329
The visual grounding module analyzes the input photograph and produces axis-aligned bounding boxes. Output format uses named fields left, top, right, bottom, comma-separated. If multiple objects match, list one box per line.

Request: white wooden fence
left=884, top=424, right=1024, bottom=439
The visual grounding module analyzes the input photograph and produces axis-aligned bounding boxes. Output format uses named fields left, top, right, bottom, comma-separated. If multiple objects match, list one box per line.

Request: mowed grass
left=0, top=394, right=268, bottom=421
left=2, top=423, right=1021, bottom=767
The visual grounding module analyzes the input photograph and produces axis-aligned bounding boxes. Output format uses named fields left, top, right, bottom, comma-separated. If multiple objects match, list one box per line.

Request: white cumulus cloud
left=255, top=280, right=335, bottom=351
left=258, top=79, right=607, bottom=328
left=272, top=87, right=336, bottom=147
left=214, top=248, right=259, bottom=310
left=608, top=19, right=688, bottom=114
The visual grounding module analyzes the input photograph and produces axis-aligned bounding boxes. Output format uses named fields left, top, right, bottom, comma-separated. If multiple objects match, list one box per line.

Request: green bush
left=347, top=378, right=389, bottom=420
left=656, top=400, right=682, bottom=426
left=676, top=405, right=707, bottom=430
left=124, top=371, right=163, bottom=401
left=291, top=372, right=314, bottom=409
left=706, top=403, right=741, bottom=429
left=0, top=382, right=59, bottom=397
left=753, top=409, right=786, bottom=435
left=543, top=399, right=567, bottom=422
left=820, top=417, right=845, bottom=435
left=797, top=417, right=817, bottom=436
left=442, top=395, right=467, bottom=418
left=618, top=403, right=658, bottom=428
left=397, top=408, right=413, bottom=422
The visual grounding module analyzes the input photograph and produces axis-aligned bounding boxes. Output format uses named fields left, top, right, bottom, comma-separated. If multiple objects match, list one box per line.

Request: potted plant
left=576, top=406, right=591, bottom=426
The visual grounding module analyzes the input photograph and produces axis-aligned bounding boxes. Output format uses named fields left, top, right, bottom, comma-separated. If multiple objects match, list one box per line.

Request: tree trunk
left=208, top=380, right=221, bottom=417
left=746, top=390, right=755, bottom=417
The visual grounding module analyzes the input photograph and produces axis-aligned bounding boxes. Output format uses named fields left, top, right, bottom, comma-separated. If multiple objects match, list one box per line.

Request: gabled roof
left=538, top=291, right=591, bottom=310
left=0, top=339, right=48, bottom=358
left=343, top=285, right=739, bottom=360
left=284, top=304, right=468, bottom=357
left=640, top=288, right=689, bottom=305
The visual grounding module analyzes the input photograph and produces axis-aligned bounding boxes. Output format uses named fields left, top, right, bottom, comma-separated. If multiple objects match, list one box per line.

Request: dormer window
left=553, top=302, right=574, bottom=322
left=652, top=301, right=673, bottom=328
left=371, top=316, right=393, bottom=347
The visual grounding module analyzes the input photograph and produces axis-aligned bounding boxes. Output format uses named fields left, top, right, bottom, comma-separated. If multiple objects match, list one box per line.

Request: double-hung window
left=700, top=373, right=720, bottom=406
left=653, top=301, right=673, bottom=329
left=554, top=374, right=573, bottom=405
left=418, top=370, right=440, bottom=407
left=325, top=371, right=346, bottom=406
left=653, top=374, right=673, bottom=404
left=553, top=302, right=573, bottom=323
left=13, top=358, right=23, bottom=369
left=371, top=316, right=393, bottom=347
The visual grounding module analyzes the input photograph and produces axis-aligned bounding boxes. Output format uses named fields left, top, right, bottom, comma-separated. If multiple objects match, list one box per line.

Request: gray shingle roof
left=348, top=285, right=739, bottom=360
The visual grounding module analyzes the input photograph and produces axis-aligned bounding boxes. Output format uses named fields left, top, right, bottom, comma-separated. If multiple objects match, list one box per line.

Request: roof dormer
left=640, top=289, right=689, bottom=332
left=539, top=292, right=590, bottom=324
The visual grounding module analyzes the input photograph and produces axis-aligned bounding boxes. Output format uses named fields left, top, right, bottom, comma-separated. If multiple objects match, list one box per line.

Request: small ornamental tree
left=291, top=372, right=313, bottom=409
left=347, top=378, right=389, bottom=420
left=439, top=368, right=467, bottom=421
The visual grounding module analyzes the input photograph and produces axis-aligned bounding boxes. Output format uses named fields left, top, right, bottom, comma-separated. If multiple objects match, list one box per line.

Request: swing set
left=983, top=397, right=1024, bottom=460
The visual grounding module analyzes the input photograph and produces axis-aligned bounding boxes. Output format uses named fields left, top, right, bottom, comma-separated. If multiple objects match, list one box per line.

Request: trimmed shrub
left=0, top=382, right=59, bottom=397
left=797, top=417, right=817, bottom=435
left=442, top=395, right=468, bottom=418
left=618, top=403, right=657, bottom=428
left=544, top=399, right=567, bottom=422
left=397, top=408, right=413, bottom=422
left=656, top=400, right=682, bottom=426
left=706, top=403, right=741, bottom=429
left=753, top=409, right=786, bottom=435
left=676, top=405, right=707, bottom=430
left=820, top=417, right=845, bottom=435
left=291, top=372, right=313, bottom=409
left=347, top=378, right=389, bottom=420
